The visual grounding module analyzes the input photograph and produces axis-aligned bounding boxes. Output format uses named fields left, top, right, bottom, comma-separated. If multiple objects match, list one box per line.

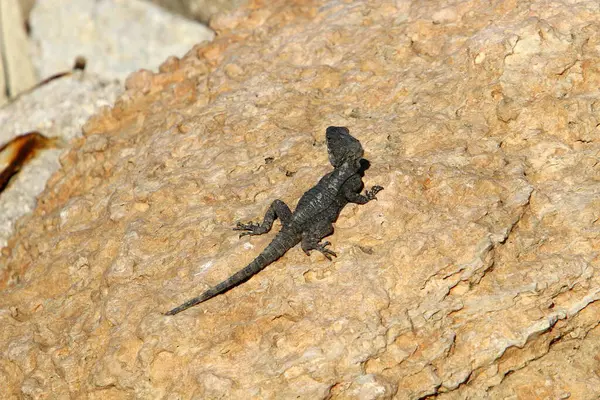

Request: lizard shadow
left=358, top=158, right=371, bottom=177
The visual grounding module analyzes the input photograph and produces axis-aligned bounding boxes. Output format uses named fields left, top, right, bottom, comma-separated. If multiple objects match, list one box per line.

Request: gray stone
left=148, top=0, right=245, bottom=24
left=0, top=72, right=121, bottom=250
left=0, top=37, right=6, bottom=107
left=29, top=0, right=214, bottom=81
left=18, top=0, right=36, bottom=21
left=0, top=0, right=37, bottom=97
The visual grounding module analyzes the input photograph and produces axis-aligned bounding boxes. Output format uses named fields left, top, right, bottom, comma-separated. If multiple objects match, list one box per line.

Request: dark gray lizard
left=166, top=126, right=383, bottom=315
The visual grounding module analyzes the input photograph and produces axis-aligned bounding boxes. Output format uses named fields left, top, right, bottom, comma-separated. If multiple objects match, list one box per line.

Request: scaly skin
left=166, top=126, right=383, bottom=315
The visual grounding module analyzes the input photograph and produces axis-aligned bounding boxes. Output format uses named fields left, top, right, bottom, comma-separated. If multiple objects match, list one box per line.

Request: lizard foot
left=366, top=185, right=384, bottom=201
left=233, top=221, right=264, bottom=237
left=316, top=242, right=337, bottom=260
left=303, top=241, right=337, bottom=260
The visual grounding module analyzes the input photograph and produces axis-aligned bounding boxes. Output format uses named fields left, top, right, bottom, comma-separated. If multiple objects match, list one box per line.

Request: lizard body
left=166, top=126, right=382, bottom=315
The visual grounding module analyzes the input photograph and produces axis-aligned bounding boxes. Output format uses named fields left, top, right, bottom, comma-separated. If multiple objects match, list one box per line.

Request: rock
left=1, top=0, right=600, bottom=398
left=0, top=0, right=37, bottom=98
left=0, top=44, right=6, bottom=107
left=29, top=0, right=214, bottom=81
left=0, top=72, right=121, bottom=255
left=18, top=0, right=36, bottom=21
left=149, top=0, right=246, bottom=24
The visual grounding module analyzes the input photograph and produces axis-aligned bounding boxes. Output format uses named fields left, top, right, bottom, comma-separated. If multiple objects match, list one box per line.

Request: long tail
left=166, top=231, right=298, bottom=315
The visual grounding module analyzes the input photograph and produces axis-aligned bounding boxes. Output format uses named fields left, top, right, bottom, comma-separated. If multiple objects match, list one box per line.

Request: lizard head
left=326, top=126, right=364, bottom=168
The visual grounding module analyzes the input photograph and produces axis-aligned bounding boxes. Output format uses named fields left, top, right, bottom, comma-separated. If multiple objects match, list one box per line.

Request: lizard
left=166, top=126, right=383, bottom=315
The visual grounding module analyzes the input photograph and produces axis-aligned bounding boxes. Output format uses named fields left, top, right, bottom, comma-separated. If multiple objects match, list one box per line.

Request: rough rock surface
left=0, top=73, right=121, bottom=253
left=29, top=0, right=214, bottom=81
left=1, top=0, right=600, bottom=398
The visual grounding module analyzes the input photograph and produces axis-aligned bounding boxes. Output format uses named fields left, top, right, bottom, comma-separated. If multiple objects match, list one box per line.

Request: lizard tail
left=166, top=230, right=298, bottom=315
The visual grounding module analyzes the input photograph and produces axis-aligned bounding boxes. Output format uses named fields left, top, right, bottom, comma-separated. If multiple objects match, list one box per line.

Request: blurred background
left=0, top=0, right=244, bottom=106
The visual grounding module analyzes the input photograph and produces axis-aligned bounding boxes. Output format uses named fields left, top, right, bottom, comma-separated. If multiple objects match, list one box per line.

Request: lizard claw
left=302, top=241, right=337, bottom=260
left=366, top=185, right=384, bottom=201
left=234, top=221, right=261, bottom=233
left=316, top=241, right=337, bottom=260
left=233, top=221, right=254, bottom=230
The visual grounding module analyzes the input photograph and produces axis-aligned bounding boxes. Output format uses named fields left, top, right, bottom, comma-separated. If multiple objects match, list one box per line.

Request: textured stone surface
left=29, top=0, right=214, bottom=81
left=0, top=72, right=121, bottom=253
left=1, top=0, right=600, bottom=399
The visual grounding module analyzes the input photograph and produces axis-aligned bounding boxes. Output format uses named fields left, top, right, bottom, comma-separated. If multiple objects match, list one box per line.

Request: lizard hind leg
left=234, top=199, right=292, bottom=237
left=301, top=221, right=337, bottom=260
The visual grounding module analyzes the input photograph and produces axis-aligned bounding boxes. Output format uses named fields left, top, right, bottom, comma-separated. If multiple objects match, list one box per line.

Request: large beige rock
left=1, top=0, right=600, bottom=398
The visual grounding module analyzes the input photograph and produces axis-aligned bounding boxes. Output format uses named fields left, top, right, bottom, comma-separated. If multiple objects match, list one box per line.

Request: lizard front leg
left=234, top=199, right=292, bottom=237
left=344, top=183, right=384, bottom=204
left=301, top=221, right=337, bottom=260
